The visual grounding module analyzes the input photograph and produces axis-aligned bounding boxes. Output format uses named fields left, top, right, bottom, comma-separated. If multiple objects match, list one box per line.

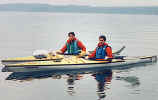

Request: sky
left=0, top=0, right=158, bottom=7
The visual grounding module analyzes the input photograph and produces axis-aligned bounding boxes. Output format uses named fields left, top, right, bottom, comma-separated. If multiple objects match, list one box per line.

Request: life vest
left=96, top=45, right=107, bottom=59
left=66, top=40, right=80, bottom=55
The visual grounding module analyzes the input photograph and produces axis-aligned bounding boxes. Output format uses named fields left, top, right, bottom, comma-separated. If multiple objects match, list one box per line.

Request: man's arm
left=88, top=49, right=96, bottom=58
left=59, top=44, right=67, bottom=54
left=77, top=40, right=86, bottom=52
left=106, top=46, right=113, bottom=58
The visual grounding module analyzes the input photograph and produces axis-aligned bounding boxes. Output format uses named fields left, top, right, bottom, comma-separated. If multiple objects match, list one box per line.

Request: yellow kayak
left=2, top=56, right=157, bottom=72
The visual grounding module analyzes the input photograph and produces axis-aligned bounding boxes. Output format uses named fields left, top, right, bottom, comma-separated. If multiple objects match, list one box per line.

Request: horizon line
left=0, top=3, right=158, bottom=8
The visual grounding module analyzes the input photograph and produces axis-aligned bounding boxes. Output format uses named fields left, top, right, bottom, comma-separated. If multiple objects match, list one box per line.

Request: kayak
left=1, top=54, right=64, bottom=65
left=1, top=46, right=126, bottom=65
left=2, top=55, right=157, bottom=72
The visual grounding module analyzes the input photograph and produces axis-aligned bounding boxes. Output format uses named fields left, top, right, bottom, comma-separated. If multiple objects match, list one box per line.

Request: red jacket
left=88, top=42, right=113, bottom=59
left=60, top=37, right=86, bottom=53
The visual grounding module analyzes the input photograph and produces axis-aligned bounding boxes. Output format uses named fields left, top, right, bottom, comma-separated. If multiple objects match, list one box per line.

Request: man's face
left=68, top=34, right=75, bottom=41
left=99, top=38, right=105, bottom=44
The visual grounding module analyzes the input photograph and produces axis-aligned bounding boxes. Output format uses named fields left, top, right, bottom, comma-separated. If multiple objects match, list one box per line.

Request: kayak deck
left=1, top=46, right=126, bottom=65
left=1, top=54, right=64, bottom=65
left=5, top=57, right=124, bottom=67
left=2, top=56, right=157, bottom=72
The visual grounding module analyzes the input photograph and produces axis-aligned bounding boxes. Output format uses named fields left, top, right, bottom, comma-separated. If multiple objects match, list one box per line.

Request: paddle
left=112, top=46, right=125, bottom=56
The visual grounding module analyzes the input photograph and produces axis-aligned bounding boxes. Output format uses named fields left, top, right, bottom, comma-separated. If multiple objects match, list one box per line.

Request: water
left=0, top=12, right=158, bottom=100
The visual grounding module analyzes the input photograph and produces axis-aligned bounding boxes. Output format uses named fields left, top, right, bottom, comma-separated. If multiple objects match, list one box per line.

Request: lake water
left=0, top=12, right=158, bottom=100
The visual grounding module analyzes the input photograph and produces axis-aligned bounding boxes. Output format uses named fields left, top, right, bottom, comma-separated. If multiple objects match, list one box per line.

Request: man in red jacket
left=88, top=35, right=113, bottom=60
left=56, top=32, right=86, bottom=56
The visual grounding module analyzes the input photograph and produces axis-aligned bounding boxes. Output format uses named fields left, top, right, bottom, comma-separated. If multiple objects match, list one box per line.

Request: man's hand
left=78, top=51, right=86, bottom=57
left=106, top=57, right=113, bottom=62
left=85, top=56, right=89, bottom=59
left=56, top=50, right=63, bottom=54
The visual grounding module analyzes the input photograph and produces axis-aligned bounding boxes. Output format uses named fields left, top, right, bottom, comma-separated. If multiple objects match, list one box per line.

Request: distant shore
left=0, top=3, right=158, bottom=15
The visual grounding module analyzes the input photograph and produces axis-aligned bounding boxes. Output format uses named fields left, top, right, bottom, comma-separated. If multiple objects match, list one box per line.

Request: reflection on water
left=66, top=74, right=76, bottom=95
left=5, top=69, right=113, bottom=99
left=92, top=69, right=112, bottom=100
left=66, top=74, right=83, bottom=95
left=116, top=76, right=140, bottom=87
left=6, top=71, right=60, bottom=81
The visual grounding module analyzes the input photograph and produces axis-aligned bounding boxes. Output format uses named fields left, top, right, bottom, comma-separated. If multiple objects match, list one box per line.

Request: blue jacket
left=95, top=45, right=107, bottom=59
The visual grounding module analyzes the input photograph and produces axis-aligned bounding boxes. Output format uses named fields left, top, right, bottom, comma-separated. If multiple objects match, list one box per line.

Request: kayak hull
left=2, top=56, right=157, bottom=72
